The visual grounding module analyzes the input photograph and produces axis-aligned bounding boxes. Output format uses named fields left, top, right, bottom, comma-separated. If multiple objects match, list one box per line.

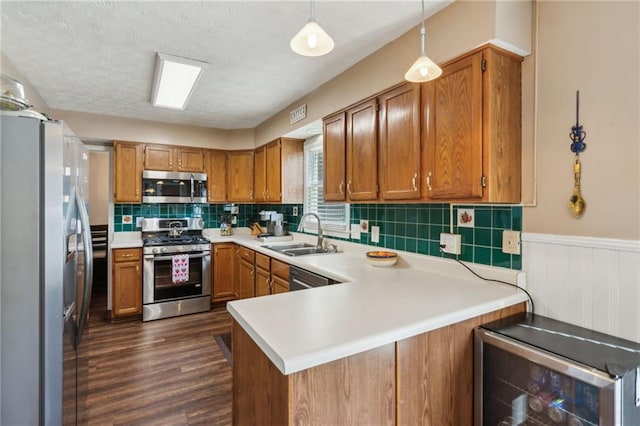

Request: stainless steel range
left=141, top=217, right=211, bottom=321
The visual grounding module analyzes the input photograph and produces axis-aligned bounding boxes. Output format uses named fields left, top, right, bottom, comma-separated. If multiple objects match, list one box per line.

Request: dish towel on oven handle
left=172, top=254, right=189, bottom=284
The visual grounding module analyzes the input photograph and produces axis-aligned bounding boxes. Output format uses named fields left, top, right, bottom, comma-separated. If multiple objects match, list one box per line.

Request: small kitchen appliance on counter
left=257, top=210, right=292, bottom=242
left=141, top=218, right=211, bottom=321
left=475, top=313, right=640, bottom=425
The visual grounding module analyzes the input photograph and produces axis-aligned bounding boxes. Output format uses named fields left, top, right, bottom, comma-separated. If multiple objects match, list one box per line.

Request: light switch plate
left=136, top=217, right=144, bottom=228
left=350, top=223, right=361, bottom=240
left=502, top=230, right=521, bottom=255
left=371, top=226, right=380, bottom=243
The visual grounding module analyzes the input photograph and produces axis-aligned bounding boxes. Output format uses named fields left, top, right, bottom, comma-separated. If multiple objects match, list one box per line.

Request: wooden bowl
left=365, top=251, right=398, bottom=267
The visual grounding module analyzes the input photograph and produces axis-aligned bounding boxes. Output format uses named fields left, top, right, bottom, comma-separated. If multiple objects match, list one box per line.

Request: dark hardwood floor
left=80, top=278, right=233, bottom=425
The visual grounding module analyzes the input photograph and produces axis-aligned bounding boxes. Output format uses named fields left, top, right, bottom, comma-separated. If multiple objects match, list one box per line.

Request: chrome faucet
left=297, top=212, right=324, bottom=249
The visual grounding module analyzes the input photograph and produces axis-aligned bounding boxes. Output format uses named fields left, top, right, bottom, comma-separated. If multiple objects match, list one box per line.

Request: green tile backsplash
left=114, top=202, right=522, bottom=270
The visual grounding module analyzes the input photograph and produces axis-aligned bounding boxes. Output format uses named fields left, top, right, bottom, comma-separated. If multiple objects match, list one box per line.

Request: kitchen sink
left=262, top=242, right=333, bottom=257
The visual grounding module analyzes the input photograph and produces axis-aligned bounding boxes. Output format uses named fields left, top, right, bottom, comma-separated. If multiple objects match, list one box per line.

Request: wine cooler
left=475, top=314, right=640, bottom=425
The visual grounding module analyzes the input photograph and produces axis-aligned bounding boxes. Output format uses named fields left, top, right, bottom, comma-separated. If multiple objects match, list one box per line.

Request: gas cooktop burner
left=143, top=234, right=210, bottom=246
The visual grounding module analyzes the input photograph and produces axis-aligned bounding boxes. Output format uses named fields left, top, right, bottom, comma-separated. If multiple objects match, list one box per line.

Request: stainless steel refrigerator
left=1, top=114, right=94, bottom=425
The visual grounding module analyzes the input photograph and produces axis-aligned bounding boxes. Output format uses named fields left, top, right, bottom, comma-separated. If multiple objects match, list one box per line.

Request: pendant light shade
left=404, top=1, right=441, bottom=83
left=290, top=0, right=334, bottom=57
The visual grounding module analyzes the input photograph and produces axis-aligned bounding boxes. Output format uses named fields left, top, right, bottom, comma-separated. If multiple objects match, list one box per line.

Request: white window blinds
left=303, top=137, right=349, bottom=235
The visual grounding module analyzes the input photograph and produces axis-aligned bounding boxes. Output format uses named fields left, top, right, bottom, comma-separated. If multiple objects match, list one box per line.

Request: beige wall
left=523, top=1, right=640, bottom=239
left=88, top=151, right=110, bottom=225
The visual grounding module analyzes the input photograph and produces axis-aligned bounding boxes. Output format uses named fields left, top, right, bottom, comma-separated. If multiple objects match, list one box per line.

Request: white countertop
left=109, top=227, right=528, bottom=375
left=222, top=229, right=529, bottom=375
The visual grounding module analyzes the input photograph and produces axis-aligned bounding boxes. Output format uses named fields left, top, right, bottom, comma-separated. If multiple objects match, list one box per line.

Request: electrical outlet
left=350, top=223, right=361, bottom=239
left=136, top=217, right=144, bottom=228
left=231, top=216, right=237, bottom=225
left=440, top=233, right=461, bottom=255
left=360, top=219, right=369, bottom=233
left=292, top=206, right=298, bottom=216
left=502, top=230, right=521, bottom=255
left=371, top=226, right=380, bottom=243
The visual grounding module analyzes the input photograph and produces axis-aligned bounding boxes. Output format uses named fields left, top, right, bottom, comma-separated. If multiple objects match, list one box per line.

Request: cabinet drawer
left=271, top=259, right=290, bottom=281
left=255, top=253, right=270, bottom=271
left=237, top=246, right=255, bottom=263
left=113, top=248, right=141, bottom=262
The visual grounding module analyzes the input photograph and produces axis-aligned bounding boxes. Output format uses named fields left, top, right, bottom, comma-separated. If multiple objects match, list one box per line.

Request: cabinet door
left=206, top=149, right=227, bottom=202
left=113, top=142, right=143, bottom=203
left=255, top=267, right=271, bottom=297
left=177, top=147, right=205, bottom=172
left=378, top=83, right=421, bottom=200
left=227, top=150, right=254, bottom=202
left=112, top=256, right=142, bottom=317
left=265, top=140, right=282, bottom=202
left=254, top=146, right=267, bottom=202
left=423, top=52, right=483, bottom=200
left=238, top=259, right=255, bottom=299
left=144, top=144, right=174, bottom=171
left=213, top=243, right=235, bottom=301
left=323, top=112, right=346, bottom=201
left=271, top=275, right=289, bottom=293
left=346, top=98, right=378, bottom=201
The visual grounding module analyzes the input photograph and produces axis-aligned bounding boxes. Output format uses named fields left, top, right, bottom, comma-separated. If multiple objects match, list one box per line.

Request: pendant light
left=404, top=0, right=442, bottom=82
left=290, top=0, right=334, bottom=57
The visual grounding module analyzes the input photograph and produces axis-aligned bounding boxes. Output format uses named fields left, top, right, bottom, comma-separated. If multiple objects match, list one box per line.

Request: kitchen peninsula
left=224, top=232, right=528, bottom=425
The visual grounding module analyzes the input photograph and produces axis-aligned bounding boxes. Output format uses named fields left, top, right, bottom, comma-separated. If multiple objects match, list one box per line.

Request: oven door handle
left=150, top=253, right=210, bottom=261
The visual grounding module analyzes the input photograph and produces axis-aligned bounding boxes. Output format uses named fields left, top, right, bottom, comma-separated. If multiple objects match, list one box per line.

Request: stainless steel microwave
left=142, top=170, right=207, bottom=203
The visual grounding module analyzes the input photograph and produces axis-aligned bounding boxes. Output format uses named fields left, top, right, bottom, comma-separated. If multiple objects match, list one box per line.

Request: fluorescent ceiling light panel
left=151, top=53, right=208, bottom=110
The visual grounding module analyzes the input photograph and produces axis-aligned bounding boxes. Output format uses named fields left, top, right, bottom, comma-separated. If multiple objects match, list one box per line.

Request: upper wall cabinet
left=323, top=112, right=347, bottom=202
left=227, top=150, right=254, bottom=202
left=422, top=45, right=522, bottom=203
left=346, top=98, right=379, bottom=201
left=144, top=144, right=205, bottom=173
left=378, top=83, right=421, bottom=200
left=205, top=149, right=227, bottom=202
left=255, top=138, right=304, bottom=203
left=113, top=141, right=143, bottom=203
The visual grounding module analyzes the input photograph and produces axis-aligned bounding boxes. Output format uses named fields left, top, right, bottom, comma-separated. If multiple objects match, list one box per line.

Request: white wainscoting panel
left=522, top=233, right=640, bottom=343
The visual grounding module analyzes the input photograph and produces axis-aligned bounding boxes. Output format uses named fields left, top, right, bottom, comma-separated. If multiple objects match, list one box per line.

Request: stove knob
left=152, top=248, right=159, bottom=254
left=161, top=247, right=167, bottom=253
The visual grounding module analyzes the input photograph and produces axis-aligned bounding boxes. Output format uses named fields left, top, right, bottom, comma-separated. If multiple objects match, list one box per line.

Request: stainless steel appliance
left=142, top=170, right=207, bottom=203
left=142, top=217, right=211, bottom=321
left=475, top=313, right=640, bottom=425
left=289, top=265, right=337, bottom=291
left=1, top=115, right=93, bottom=424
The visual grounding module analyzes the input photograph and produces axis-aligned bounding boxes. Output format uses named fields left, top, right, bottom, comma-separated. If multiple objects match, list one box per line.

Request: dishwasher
left=289, top=265, right=338, bottom=291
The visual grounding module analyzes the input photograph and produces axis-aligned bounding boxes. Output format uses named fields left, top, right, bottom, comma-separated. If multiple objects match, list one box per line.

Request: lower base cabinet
left=111, top=248, right=142, bottom=319
left=232, top=303, right=525, bottom=425
left=212, top=243, right=236, bottom=301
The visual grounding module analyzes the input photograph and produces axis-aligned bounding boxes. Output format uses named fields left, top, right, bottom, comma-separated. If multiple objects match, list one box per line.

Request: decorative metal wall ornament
left=569, top=91, right=587, bottom=218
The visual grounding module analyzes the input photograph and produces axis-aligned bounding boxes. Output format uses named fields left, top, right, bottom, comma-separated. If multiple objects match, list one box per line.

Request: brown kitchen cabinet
left=255, top=254, right=290, bottom=296
left=111, top=248, right=142, bottom=319
left=144, top=144, right=205, bottom=172
left=254, top=253, right=271, bottom=297
left=378, top=83, right=421, bottom=200
left=212, top=243, right=236, bottom=302
left=236, top=245, right=255, bottom=299
left=322, top=112, right=347, bottom=201
left=205, top=149, right=227, bottom=202
left=227, top=150, right=254, bottom=202
left=113, top=141, right=143, bottom=203
left=270, top=258, right=290, bottom=293
left=254, top=138, right=304, bottom=204
left=346, top=98, right=379, bottom=201
left=422, top=45, right=522, bottom=203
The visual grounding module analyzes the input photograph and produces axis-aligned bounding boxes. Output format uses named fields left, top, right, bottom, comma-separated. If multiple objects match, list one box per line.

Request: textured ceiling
left=1, top=1, right=450, bottom=129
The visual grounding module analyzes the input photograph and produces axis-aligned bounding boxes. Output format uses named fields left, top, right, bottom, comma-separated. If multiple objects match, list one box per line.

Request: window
left=303, top=136, right=349, bottom=236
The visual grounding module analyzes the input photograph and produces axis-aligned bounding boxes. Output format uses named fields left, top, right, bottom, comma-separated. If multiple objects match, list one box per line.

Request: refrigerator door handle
left=75, top=187, right=93, bottom=349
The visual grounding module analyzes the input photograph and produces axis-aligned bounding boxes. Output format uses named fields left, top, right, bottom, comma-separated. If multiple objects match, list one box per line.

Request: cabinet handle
left=411, top=173, right=418, bottom=191
left=136, top=188, right=139, bottom=196
left=135, top=265, right=139, bottom=272
left=339, top=181, right=344, bottom=195
left=250, top=191, right=253, bottom=200
left=122, top=253, right=132, bottom=258
left=426, top=172, right=433, bottom=191
left=347, top=180, right=352, bottom=194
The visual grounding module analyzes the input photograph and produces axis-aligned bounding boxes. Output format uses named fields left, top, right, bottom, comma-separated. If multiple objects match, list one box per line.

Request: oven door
left=143, top=251, right=211, bottom=304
